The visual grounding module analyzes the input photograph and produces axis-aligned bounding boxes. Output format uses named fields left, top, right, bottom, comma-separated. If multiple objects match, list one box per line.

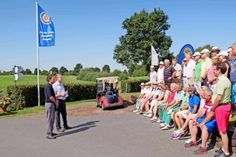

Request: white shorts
left=176, top=110, right=189, bottom=119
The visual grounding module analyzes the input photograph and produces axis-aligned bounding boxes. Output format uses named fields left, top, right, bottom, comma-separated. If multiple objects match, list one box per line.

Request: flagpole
left=36, top=0, right=40, bottom=107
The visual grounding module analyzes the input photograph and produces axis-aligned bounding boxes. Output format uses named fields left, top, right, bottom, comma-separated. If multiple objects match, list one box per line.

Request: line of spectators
left=133, top=43, right=236, bottom=157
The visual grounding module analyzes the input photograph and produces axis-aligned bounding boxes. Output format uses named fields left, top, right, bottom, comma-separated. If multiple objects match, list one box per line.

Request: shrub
left=121, top=77, right=149, bottom=93
left=0, top=90, right=14, bottom=112
left=7, top=82, right=96, bottom=107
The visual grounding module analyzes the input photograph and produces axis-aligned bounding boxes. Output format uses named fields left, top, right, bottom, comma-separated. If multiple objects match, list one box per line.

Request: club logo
left=40, top=12, right=51, bottom=25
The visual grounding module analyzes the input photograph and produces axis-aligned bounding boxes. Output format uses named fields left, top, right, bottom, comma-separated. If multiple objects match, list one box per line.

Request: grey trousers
left=45, top=102, right=55, bottom=135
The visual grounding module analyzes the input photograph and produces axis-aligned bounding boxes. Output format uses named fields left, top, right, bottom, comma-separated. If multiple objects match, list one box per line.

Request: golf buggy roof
left=96, top=77, right=119, bottom=83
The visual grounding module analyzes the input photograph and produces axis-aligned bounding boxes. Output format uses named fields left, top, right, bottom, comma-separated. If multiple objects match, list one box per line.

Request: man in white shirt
left=185, top=52, right=196, bottom=86
left=157, top=61, right=164, bottom=83
left=172, top=58, right=182, bottom=80
left=150, top=65, right=157, bottom=83
left=53, top=74, right=70, bottom=132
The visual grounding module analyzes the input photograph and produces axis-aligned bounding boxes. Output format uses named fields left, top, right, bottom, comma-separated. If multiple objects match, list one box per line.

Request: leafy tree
left=114, top=8, right=172, bottom=71
left=195, top=44, right=213, bottom=53
left=132, top=66, right=148, bottom=77
left=59, top=66, right=68, bottom=74
left=49, top=67, right=59, bottom=75
left=24, top=68, right=32, bottom=75
left=34, top=68, right=41, bottom=75
left=102, top=65, right=111, bottom=73
left=112, top=69, right=122, bottom=76
left=41, top=70, right=49, bottom=75
left=74, top=63, right=83, bottom=74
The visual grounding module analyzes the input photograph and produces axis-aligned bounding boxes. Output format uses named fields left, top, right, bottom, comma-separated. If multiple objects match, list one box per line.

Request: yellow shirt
left=201, top=57, right=212, bottom=78
left=212, top=75, right=231, bottom=104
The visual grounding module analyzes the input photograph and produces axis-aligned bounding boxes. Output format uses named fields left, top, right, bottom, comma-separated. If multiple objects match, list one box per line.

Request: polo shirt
left=189, top=94, right=200, bottom=112
left=180, top=93, right=189, bottom=107
left=186, top=59, right=196, bottom=78
left=174, top=90, right=184, bottom=101
left=44, top=83, right=55, bottom=103
left=207, top=64, right=216, bottom=85
left=201, top=57, right=212, bottom=78
left=167, top=91, right=176, bottom=104
left=212, top=75, right=231, bottom=104
left=53, top=81, right=66, bottom=100
left=150, top=71, right=157, bottom=83
left=194, top=60, right=202, bottom=83
left=157, top=67, right=164, bottom=83
left=164, top=66, right=175, bottom=83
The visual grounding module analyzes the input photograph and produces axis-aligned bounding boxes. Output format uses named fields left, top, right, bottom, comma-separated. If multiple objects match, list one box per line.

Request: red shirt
left=167, top=92, right=176, bottom=104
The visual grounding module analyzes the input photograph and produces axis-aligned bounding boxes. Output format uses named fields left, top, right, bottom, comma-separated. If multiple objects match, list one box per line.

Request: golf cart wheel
left=101, top=103, right=106, bottom=110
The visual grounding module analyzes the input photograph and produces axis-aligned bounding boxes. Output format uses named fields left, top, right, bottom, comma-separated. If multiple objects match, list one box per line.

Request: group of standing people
left=134, top=43, right=236, bottom=157
left=44, top=74, right=71, bottom=139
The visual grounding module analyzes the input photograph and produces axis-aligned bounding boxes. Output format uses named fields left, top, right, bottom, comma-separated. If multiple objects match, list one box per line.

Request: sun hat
left=193, top=52, right=201, bottom=57
left=200, top=49, right=210, bottom=54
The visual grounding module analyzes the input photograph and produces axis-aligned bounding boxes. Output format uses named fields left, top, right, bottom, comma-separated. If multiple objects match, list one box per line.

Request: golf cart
left=96, top=77, right=124, bottom=110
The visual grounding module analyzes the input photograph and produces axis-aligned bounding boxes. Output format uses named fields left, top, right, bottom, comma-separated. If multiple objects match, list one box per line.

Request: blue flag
left=37, top=4, right=55, bottom=47
left=178, top=44, right=194, bottom=64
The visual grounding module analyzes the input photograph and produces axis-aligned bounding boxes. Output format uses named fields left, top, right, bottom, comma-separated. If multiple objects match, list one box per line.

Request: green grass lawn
left=0, top=75, right=94, bottom=95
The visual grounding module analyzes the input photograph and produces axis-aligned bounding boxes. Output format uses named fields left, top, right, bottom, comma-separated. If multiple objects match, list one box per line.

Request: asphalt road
left=0, top=112, right=218, bottom=157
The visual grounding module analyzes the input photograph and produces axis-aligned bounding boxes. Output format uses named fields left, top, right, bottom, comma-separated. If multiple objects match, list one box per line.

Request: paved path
left=0, top=112, right=217, bottom=157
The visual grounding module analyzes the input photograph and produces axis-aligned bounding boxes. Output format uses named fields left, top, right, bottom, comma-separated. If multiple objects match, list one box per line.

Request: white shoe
left=133, top=109, right=139, bottom=113
left=174, top=129, right=184, bottom=136
left=156, top=118, right=161, bottom=123
left=147, top=113, right=152, bottom=118
left=161, top=125, right=169, bottom=130
left=150, top=117, right=157, bottom=121
left=185, top=138, right=192, bottom=144
left=160, top=123, right=166, bottom=128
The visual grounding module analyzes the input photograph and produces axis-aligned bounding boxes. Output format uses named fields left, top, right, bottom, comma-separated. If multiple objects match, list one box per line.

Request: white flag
left=151, top=45, right=159, bottom=66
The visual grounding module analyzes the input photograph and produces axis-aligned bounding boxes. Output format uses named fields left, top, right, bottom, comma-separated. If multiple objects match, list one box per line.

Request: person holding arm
left=44, top=75, right=57, bottom=139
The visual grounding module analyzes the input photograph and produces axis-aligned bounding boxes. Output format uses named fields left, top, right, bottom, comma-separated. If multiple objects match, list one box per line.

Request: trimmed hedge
left=121, top=77, right=149, bottom=93
left=7, top=82, right=96, bottom=107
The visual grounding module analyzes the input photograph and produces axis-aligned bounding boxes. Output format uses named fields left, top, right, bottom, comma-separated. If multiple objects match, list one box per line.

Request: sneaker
left=160, top=123, right=166, bottom=128
left=57, top=128, right=65, bottom=132
left=194, top=146, right=207, bottom=155
left=136, top=111, right=143, bottom=115
left=185, top=138, right=193, bottom=144
left=46, top=135, right=56, bottom=139
left=161, top=125, right=169, bottom=130
left=156, top=118, right=161, bottom=123
left=215, top=148, right=223, bottom=154
left=174, top=129, right=184, bottom=137
left=133, top=109, right=139, bottom=113
left=147, top=113, right=153, bottom=118
left=214, top=151, right=231, bottom=157
left=184, top=141, right=197, bottom=148
left=150, top=117, right=157, bottom=122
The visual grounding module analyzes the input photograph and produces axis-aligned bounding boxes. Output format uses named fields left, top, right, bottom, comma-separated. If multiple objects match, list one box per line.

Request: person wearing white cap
left=157, top=61, right=164, bottom=83
left=218, top=51, right=230, bottom=77
left=184, top=52, right=196, bottom=86
left=149, top=65, right=157, bottom=83
left=200, top=49, right=212, bottom=86
left=211, top=46, right=220, bottom=57
left=193, top=52, right=202, bottom=88
left=172, top=58, right=182, bottom=80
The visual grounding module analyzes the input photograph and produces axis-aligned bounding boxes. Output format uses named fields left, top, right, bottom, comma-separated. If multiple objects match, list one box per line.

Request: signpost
left=13, top=66, right=24, bottom=104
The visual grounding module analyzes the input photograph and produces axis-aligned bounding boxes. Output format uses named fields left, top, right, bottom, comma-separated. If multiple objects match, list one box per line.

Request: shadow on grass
left=56, top=120, right=99, bottom=138
left=0, top=111, right=17, bottom=117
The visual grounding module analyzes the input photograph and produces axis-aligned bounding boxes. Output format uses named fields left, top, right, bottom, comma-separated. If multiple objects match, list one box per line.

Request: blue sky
left=0, top=0, right=235, bottom=71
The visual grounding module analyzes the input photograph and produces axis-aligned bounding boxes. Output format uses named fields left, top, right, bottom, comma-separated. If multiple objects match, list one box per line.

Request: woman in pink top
left=207, top=55, right=218, bottom=90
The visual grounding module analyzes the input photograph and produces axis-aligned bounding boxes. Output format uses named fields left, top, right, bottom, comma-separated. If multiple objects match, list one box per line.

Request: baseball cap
left=211, top=46, right=220, bottom=51
left=193, top=52, right=201, bottom=57
left=218, top=51, right=228, bottom=57
left=160, top=61, right=164, bottom=64
left=201, top=49, right=210, bottom=54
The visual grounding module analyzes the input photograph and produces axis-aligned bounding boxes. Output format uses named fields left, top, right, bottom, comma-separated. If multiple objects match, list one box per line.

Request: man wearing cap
left=149, top=65, right=157, bottom=83
left=211, top=46, right=220, bottom=57
left=193, top=52, right=202, bottom=89
left=200, top=49, right=212, bottom=86
left=185, top=52, right=196, bottom=86
left=218, top=51, right=230, bottom=77
left=229, top=43, right=236, bottom=112
left=211, top=62, right=231, bottom=157
left=157, top=61, right=164, bottom=83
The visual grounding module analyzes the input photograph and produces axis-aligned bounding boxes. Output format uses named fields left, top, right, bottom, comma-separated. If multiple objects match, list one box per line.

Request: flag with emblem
left=37, top=3, right=55, bottom=47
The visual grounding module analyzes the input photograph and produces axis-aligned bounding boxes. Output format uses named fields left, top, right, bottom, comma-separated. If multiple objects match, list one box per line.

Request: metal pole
left=36, top=0, right=40, bottom=106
